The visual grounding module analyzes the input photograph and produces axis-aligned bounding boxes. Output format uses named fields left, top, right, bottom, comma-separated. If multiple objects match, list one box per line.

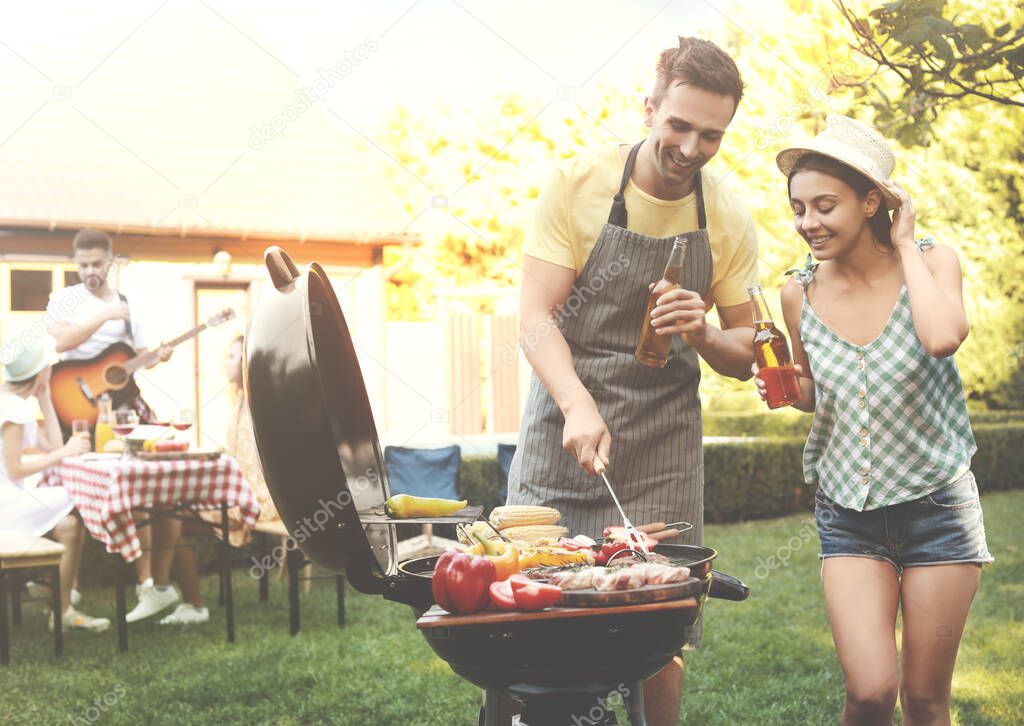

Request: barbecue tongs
left=593, top=457, right=650, bottom=554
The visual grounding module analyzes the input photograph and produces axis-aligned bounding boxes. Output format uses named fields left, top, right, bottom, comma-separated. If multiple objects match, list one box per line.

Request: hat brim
left=776, top=146, right=901, bottom=209
left=5, top=335, right=59, bottom=382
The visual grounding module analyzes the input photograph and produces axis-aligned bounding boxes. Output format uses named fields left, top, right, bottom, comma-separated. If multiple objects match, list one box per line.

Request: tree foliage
left=376, top=0, right=1024, bottom=409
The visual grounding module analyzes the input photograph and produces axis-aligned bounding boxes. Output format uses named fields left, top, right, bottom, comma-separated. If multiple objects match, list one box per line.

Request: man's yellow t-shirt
left=524, top=144, right=759, bottom=310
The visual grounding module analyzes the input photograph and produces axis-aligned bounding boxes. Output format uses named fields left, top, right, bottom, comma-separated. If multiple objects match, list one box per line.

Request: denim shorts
left=814, top=471, right=993, bottom=573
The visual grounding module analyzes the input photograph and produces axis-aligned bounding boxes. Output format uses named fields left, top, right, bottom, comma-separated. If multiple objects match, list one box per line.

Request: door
left=193, top=283, right=250, bottom=448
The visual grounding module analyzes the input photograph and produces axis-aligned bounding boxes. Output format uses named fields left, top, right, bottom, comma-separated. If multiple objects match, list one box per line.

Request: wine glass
left=113, top=409, right=139, bottom=457
left=172, top=408, right=194, bottom=432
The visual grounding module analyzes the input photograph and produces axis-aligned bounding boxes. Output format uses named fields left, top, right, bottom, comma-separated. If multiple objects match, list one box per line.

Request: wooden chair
left=0, top=531, right=65, bottom=665
left=253, top=520, right=344, bottom=635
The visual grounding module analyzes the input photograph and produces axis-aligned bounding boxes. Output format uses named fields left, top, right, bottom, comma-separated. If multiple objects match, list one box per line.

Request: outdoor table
left=40, top=452, right=259, bottom=650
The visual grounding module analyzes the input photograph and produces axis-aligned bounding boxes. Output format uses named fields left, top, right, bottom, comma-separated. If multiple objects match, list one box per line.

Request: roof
left=0, top=2, right=418, bottom=246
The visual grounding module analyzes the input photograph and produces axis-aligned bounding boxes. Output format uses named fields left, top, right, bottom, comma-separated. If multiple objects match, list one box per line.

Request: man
left=506, top=38, right=757, bottom=724
left=46, top=229, right=209, bottom=626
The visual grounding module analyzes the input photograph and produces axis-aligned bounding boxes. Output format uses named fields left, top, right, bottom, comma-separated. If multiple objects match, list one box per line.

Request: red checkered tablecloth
left=40, top=454, right=260, bottom=561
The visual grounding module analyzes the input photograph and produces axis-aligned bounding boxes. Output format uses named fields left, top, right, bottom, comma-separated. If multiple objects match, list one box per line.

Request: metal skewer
left=593, top=457, right=649, bottom=554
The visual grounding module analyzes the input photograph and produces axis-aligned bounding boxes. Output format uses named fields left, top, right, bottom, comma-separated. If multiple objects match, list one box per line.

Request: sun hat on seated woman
left=776, top=113, right=901, bottom=208
left=1, top=334, right=58, bottom=383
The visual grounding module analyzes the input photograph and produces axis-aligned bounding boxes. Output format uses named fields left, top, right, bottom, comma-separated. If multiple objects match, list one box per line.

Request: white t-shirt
left=46, top=284, right=154, bottom=360
left=0, top=393, right=37, bottom=487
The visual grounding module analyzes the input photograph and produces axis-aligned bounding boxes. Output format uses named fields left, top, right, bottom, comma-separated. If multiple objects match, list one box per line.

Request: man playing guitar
left=44, top=228, right=208, bottom=627
left=46, top=228, right=172, bottom=423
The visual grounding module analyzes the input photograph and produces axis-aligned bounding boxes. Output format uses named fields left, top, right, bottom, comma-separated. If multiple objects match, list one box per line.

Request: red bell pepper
left=488, top=574, right=532, bottom=611
left=510, top=578, right=562, bottom=611
left=432, top=548, right=496, bottom=614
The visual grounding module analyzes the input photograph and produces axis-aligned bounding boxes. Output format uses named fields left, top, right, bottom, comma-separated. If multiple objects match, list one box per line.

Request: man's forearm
left=50, top=312, right=110, bottom=353
left=520, top=315, right=592, bottom=416
left=691, top=325, right=755, bottom=380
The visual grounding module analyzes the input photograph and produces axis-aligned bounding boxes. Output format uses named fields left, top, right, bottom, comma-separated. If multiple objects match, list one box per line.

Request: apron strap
left=607, top=141, right=709, bottom=232
left=607, top=142, right=643, bottom=228
left=695, top=170, right=707, bottom=230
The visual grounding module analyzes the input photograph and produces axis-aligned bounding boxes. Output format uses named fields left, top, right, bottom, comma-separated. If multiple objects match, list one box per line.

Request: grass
left=2, top=491, right=1021, bottom=725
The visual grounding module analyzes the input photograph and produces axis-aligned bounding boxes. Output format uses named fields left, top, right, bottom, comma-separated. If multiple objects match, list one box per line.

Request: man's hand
left=562, top=397, right=611, bottom=477
left=649, top=283, right=708, bottom=346
left=156, top=344, right=173, bottom=362
left=107, top=302, right=131, bottom=321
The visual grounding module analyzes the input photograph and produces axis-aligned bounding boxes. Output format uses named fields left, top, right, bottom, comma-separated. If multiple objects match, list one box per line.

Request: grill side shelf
left=357, top=504, right=484, bottom=525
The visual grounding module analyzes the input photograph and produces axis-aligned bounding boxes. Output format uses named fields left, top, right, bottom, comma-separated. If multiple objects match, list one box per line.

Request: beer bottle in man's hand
left=749, top=285, right=801, bottom=409
left=635, top=238, right=686, bottom=368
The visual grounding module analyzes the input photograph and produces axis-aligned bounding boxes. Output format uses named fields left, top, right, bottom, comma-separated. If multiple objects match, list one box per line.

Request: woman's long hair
left=787, top=153, right=893, bottom=248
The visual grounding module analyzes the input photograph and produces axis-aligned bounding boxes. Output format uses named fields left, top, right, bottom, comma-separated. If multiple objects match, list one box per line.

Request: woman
left=758, top=114, right=991, bottom=725
left=0, top=334, right=110, bottom=631
left=199, top=335, right=278, bottom=547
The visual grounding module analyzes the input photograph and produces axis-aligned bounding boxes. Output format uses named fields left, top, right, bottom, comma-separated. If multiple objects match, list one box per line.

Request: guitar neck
left=123, top=323, right=208, bottom=374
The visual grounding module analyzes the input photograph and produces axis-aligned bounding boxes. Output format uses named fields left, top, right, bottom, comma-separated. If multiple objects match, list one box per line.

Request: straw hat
left=1, top=335, right=58, bottom=382
left=776, top=114, right=899, bottom=208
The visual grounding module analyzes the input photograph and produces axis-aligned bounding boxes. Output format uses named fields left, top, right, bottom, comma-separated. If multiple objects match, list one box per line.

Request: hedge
left=78, top=423, right=1023, bottom=586
left=455, top=423, right=1024, bottom=525
left=702, top=409, right=1024, bottom=439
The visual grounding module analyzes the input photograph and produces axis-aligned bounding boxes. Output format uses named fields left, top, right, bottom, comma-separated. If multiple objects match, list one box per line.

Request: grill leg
left=287, top=550, right=301, bottom=636
left=335, top=575, right=345, bottom=628
left=0, top=571, right=10, bottom=666
left=625, top=680, right=645, bottom=726
left=221, top=503, right=235, bottom=643
left=50, top=566, right=62, bottom=658
left=481, top=688, right=503, bottom=726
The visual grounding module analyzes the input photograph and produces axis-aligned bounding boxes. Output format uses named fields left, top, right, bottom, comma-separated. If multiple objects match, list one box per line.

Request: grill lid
left=244, top=246, right=395, bottom=594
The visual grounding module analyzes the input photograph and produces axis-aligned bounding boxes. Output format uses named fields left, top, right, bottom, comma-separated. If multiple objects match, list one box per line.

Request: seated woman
left=199, top=335, right=279, bottom=545
left=0, top=334, right=109, bottom=631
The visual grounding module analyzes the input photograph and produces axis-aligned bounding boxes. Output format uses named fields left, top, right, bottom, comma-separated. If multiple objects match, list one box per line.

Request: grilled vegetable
left=385, top=494, right=467, bottom=519
left=431, top=549, right=495, bottom=614
left=510, top=578, right=563, bottom=611
left=476, top=537, right=520, bottom=580
left=518, top=545, right=592, bottom=569
left=489, top=505, right=561, bottom=531
left=501, top=525, right=569, bottom=543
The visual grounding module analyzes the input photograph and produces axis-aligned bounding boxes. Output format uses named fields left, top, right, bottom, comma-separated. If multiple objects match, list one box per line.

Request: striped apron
left=508, top=140, right=713, bottom=549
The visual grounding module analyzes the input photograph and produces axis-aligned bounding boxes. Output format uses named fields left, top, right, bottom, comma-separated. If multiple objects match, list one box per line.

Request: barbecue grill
left=245, top=247, right=750, bottom=725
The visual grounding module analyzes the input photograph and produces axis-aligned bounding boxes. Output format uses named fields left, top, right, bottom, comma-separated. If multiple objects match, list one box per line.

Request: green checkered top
left=793, top=237, right=976, bottom=511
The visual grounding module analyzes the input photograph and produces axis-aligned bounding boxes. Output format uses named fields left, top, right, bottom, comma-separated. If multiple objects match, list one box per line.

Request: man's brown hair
left=651, top=37, right=744, bottom=111
left=72, top=228, right=113, bottom=254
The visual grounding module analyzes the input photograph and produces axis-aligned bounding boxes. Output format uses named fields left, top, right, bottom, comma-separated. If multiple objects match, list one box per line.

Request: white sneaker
left=136, top=577, right=153, bottom=599
left=70, top=588, right=82, bottom=606
left=159, top=603, right=210, bottom=626
left=49, top=606, right=111, bottom=633
left=125, top=583, right=179, bottom=623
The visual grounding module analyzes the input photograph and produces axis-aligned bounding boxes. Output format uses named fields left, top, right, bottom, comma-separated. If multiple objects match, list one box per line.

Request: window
left=64, top=270, right=80, bottom=288
left=10, top=269, right=52, bottom=311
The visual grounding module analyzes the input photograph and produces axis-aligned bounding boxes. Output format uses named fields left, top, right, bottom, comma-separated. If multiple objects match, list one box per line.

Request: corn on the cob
left=500, top=525, right=568, bottom=544
left=489, top=505, right=561, bottom=531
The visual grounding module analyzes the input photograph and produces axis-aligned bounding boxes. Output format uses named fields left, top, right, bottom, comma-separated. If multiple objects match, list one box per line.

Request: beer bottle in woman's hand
left=749, top=285, right=801, bottom=409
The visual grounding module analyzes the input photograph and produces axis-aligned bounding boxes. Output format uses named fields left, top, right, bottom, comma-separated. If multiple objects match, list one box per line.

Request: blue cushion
left=497, top=443, right=516, bottom=504
left=384, top=445, right=461, bottom=501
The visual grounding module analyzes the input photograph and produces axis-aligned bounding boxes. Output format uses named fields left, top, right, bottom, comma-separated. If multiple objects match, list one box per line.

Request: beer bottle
left=749, top=285, right=802, bottom=409
left=635, top=238, right=686, bottom=368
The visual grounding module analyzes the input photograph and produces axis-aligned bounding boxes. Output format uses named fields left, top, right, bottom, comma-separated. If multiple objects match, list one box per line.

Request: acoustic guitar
left=50, top=308, right=236, bottom=428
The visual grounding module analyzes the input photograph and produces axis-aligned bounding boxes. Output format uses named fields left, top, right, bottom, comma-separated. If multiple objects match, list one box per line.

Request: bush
left=456, top=424, right=1024, bottom=524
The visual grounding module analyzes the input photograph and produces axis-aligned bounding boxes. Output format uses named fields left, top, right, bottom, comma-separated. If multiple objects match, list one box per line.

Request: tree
left=834, top=0, right=1024, bottom=144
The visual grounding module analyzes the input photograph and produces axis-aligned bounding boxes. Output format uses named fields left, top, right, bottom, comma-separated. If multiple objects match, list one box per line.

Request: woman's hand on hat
left=880, top=179, right=916, bottom=250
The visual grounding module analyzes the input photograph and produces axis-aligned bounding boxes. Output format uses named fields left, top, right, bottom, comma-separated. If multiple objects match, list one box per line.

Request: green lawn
left=3, top=491, right=1021, bottom=725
